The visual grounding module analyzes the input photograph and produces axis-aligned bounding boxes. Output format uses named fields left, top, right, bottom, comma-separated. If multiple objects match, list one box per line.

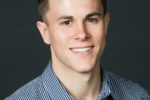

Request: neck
left=52, top=63, right=102, bottom=100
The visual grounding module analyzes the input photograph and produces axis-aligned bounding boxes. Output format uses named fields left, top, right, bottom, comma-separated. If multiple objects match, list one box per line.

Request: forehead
left=48, top=0, right=103, bottom=14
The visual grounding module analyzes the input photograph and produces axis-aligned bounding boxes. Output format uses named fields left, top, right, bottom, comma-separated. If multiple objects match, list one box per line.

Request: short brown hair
left=37, top=0, right=107, bottom=21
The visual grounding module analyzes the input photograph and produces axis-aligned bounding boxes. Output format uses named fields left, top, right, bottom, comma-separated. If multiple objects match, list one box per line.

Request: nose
left=75, top=22, right=90, bottom=40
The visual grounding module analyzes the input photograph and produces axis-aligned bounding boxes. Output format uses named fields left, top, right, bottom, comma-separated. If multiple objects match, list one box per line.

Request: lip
left=70, top=45, right=94, bottom=56
left=70, top=45, right=94, bottom=49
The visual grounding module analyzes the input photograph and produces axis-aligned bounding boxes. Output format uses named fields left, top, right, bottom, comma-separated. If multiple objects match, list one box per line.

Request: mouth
left=70, top=46, right=94, bottom=56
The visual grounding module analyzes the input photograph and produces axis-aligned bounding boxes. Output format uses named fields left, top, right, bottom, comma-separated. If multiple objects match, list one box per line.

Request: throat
left=55, top=65, right=102, bottom=100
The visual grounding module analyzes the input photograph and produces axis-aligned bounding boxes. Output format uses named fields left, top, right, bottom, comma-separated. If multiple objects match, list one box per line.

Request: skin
left=37, top=0, right=110, bottom=99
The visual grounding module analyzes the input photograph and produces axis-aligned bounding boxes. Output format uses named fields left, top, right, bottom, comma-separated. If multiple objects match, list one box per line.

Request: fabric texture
left=5, top=61, right=150, bottom=100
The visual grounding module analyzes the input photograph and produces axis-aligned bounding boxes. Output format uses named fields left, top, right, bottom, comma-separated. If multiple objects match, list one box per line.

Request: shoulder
left=5, top=76, right=48, bottom=100
left=105, top=71, right=150, bottom=99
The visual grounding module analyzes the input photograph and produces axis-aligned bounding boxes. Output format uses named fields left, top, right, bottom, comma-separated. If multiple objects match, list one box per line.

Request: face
left=37, top=0, right=110, bottom=73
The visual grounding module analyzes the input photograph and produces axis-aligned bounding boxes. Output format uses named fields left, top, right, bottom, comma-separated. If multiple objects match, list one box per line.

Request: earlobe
left=36, top=21, right=51, bottom=45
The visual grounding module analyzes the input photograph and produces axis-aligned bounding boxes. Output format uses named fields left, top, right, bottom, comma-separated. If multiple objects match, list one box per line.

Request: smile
left=70, top=46, right=94, bottom=56
left=71, top=47, right=92, bottom=52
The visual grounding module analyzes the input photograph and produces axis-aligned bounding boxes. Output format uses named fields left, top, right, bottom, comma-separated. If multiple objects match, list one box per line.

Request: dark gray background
left=0, top=0, right=150, bottom=99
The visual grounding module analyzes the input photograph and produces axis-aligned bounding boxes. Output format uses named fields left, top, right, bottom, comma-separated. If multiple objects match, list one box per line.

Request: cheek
left=90, top=26, right=105, bottom=42
left=50, top=28, right=73, bottom=47
left=57, top=26, right=75, bottom=40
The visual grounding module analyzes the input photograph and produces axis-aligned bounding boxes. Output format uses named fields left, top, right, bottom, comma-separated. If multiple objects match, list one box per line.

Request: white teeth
left=72, top=47, right=91, bottom=52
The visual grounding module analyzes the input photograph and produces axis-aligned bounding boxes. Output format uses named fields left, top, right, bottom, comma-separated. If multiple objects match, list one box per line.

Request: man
left=5, top=0, right=150, bottom=99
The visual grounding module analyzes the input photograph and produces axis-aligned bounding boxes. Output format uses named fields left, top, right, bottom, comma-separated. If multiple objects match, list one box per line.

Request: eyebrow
left=57, top=16, right=73, bottom=21
left=57, top=12, right=103, bottom=21
left=86, top=12, right=102, bottom=18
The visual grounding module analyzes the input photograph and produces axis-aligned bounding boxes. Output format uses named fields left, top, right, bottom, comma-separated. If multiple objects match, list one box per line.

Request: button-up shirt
left=5, top=61, right=150, bottom=100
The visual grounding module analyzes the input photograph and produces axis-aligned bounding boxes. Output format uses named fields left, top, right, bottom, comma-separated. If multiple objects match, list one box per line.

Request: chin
left=72, top=63, right=96, bottom=73
left=69, top=57, right=99, bottom=73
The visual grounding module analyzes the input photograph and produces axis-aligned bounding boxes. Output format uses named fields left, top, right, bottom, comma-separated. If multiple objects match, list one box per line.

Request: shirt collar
left=97, top=70, right=111, bottom=99
left=42, top=61, right=112, bottom=100
left=42, top=61, right=74, bottom=100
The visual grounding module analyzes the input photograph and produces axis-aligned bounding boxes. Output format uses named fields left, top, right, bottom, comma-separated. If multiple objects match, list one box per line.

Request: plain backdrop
left=0, top=0, right=150, bottom=99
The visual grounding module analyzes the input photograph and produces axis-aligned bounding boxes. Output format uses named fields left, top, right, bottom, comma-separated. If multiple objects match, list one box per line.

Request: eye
left=61, top=20, right=72, bottom=25
left=87, top=18, right=98, bottom=23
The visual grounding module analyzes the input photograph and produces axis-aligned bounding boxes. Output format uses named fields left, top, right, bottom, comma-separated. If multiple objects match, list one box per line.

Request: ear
left=104, top=12, right=110, bottom=34
left=36, top=21, right=51, bottom=45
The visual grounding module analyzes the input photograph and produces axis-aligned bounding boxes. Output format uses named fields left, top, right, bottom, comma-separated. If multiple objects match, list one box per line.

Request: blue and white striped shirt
left=5, top=61, right=150, bottom=100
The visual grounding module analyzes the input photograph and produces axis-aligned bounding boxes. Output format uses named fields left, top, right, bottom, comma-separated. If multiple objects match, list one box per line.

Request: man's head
left=37, top=0, right=107, bottom=23
left=37, top=0, right=110, bottom=73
